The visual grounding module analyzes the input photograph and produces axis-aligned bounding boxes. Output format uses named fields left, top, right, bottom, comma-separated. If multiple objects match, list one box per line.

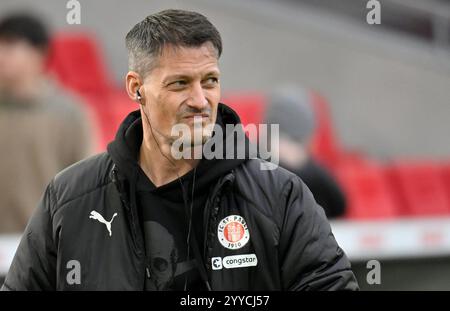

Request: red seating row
left=46, top=32, right=135, bottom=151
left=385, top=162, right=450, bottom=217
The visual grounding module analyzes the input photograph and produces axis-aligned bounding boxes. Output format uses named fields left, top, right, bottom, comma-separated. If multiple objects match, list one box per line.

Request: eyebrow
left=162, top=70, right=220, bottom=85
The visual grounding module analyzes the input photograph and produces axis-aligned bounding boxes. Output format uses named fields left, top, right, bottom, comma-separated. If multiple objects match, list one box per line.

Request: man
left=2, top=10, right=358, bottom=290
left=264, top=87, right=347, bottom=218
left=0, top=13, right=94, bottom=233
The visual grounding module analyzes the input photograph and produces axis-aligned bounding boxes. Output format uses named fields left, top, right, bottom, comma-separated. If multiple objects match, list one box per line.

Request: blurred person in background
left=0, top=13, right=95, bottom=233
left=264, top=87, right=346, bottom=218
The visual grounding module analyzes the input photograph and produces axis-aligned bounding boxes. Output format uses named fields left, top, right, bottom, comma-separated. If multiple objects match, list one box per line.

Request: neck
left=138, top=135, right=200, bottom=187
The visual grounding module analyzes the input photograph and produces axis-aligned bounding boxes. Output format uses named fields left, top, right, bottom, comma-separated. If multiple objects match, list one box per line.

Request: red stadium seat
left=221, top=92, right=267, bottom=142
left=335, top=160, right=398, bottom=219
left=87, top=89, right=135, bottom=150
left=222, top=92, right=266, bottom=126
left=108, top=89, right=136, bottom=135
left=308, top=91, right=342, bottom=170
left=441, top=163, right=450, bottom=209
left=46, top=32, right=112, bottom=95
left=385, top=162, right=450, bottom=216
left=222, top=90, right=343, bottom=165
left=46, top=32, right=133, bottom=150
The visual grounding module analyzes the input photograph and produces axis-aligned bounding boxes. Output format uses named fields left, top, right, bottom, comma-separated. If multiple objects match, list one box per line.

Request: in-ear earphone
left=136, top=89, right=142, bottom=103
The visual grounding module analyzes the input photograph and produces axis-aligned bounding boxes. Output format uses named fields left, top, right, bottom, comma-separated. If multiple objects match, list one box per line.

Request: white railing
left=331, top=217, right=450, bottom=261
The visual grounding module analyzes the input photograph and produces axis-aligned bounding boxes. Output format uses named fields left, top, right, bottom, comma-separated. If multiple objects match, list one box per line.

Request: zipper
left=203, top=172, right=236, bottom=269
left=111, top=165, right=147, bottom=289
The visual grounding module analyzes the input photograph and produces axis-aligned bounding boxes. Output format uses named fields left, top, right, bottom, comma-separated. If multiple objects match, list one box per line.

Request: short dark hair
left=0, top=13, right=49, bottom=52
left=125, top=9, right=222, bottom=77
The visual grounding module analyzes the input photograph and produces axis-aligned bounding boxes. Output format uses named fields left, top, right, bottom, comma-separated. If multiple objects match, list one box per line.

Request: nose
left=187, top=82, right=208, bottom=110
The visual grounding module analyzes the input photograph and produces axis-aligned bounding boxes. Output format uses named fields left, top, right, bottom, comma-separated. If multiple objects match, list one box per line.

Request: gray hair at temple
left=125, top=9, right=222, bottom=77
left=265, top=86, right=316, bottom=144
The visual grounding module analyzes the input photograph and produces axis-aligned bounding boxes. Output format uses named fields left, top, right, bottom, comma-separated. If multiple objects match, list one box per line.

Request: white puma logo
left=89, top=211, right=118, bottom=237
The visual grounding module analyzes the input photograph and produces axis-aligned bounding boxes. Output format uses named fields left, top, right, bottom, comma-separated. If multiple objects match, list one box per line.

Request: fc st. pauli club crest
left=217, top=215, right=250, bottom=249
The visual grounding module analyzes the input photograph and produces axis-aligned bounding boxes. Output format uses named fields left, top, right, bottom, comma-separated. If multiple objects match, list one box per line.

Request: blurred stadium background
left=1, top=0, right=450, bottom=290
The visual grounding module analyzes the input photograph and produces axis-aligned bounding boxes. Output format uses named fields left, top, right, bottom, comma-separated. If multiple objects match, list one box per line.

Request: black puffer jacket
left=2, top=104, right=358, bottom=291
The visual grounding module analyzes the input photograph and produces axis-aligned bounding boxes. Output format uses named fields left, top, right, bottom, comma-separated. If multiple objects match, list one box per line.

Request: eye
left=203, top=77, right=219, bottom=87
left=170, top=80, right=187, bottom=87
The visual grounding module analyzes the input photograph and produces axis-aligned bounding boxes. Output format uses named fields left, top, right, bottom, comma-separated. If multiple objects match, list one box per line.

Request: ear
left=125, top=71, right=142, bottom=102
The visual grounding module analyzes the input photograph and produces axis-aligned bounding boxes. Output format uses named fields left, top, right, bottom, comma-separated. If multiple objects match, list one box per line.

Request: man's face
left=140, top=42, right=221, bottom=147
left=0, top=38, right=45, bottom=92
